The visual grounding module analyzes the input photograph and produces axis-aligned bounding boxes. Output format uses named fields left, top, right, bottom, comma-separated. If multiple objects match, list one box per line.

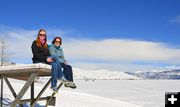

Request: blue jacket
left=49, top=44, right=65, bottom=63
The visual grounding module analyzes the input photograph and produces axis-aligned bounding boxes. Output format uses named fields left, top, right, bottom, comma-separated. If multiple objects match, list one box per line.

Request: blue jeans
left=48, top=56, right=64, bottom=87
left=61, top=63, right=73, bottom=82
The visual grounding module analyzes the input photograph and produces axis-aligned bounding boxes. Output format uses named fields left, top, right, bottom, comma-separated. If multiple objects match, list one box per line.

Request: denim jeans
left=48, top=56, right=64, bottom=87
left=61, top=63, right=73, bottom=82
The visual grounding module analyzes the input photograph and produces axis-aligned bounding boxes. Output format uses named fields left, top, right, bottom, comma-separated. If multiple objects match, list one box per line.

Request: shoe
left=50, top=86, right=58, bottom=93
left=59, top=76, right=69, bottom=83
left=64, top=82, right=77, bottom=89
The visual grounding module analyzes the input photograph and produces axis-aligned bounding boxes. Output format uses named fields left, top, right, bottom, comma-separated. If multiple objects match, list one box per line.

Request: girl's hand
left=47, top=58, right=53, bottom=62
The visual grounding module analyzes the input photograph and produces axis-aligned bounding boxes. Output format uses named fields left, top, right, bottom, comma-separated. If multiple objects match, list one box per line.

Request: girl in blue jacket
left=49, top=37, right=76, bottom=89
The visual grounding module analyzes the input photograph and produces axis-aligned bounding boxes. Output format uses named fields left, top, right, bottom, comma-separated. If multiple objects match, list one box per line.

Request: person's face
left=54, top=38, right=61, bottom=46
left=38, top=31, right=46, bottom=40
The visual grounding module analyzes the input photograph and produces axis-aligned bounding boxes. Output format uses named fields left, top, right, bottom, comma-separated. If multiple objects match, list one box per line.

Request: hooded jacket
left=49, top=44, right=66, bottom=63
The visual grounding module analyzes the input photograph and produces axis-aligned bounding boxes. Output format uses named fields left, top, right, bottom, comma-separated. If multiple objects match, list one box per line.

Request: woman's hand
left=47, top=58, right=53, bottom=62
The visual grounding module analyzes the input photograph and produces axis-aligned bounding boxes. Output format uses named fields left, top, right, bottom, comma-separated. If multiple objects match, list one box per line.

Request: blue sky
left=0, top=0, right=180, bottom=71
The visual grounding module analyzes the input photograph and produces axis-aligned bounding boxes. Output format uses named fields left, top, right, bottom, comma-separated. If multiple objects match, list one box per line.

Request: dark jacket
left=31, top=40, right=50, bottom=63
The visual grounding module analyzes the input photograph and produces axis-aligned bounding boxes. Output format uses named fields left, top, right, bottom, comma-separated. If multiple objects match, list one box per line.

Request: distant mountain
left=125, top=69, right=180, bottom=79
left=73, top=68, right=140, bottom=80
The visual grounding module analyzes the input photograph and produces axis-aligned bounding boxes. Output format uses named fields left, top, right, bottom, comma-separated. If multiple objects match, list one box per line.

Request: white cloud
left=61, top=39, right=180, bottom=71
left=0, top=26, right=180, bottom=71
left=70, top=62, right=175, bottom=72
left=0, top=29, right=36, bottom=63
left=63, top=39, right=180, bottom=63
left=170, top=15, right=180, bottom=23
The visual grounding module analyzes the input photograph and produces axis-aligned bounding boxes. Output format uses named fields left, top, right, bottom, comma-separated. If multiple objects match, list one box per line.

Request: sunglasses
left=55, top=41, right=60, bottom=43
left=39, top=34, right=46, bottom=36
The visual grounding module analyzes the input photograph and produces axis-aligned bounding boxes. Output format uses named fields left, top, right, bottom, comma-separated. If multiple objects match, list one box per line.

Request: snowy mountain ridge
left=126, top=69, right=180, bottom=79
left=73, top=68, right=140, bottom=80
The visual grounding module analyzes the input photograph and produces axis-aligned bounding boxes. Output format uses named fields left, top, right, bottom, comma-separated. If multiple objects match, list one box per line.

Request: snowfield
left=73, top=68, right=140, bottom=80
left=1, top=78, right=180, bottom=107
left=0, top=64, right=179, bottom=107
left=56, top=91, right=141, bottom=107
left=1, top=78, right=141, bottom=107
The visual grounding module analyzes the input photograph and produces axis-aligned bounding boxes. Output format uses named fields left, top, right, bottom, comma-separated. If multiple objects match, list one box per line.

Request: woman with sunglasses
left=31, top=29, right=68, bottom=93
left=49, top=37, right=76, bottom=89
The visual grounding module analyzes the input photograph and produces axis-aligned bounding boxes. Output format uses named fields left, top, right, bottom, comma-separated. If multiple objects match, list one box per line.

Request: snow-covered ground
left=0, top=64, right=179, bottom=107
left=1, top=78, right=141, bottom=107
left=1, top=78, right=180, bottom=107
left=73, top=68, right=140, bottom=80
left=73, top=80, right=180, bottom=107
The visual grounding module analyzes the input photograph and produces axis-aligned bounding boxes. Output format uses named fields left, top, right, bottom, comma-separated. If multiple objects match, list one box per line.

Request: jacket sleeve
left=49, top=45, right=56, bottom=56
left=61, top=49, right=65, bottom=61
left=49, top=45, right=66, bottom=62
left=58, top=48, right=66, bottom=62
left=31, top=41, right=48, bottom=62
